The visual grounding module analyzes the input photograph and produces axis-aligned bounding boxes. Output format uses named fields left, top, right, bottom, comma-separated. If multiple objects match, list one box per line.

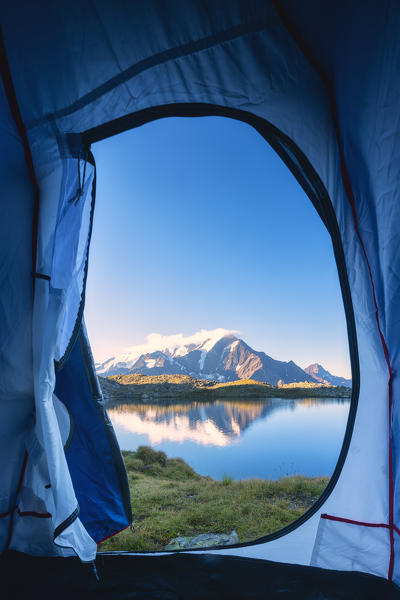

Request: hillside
left=99, top=373, right=351, bottom=404
left=99, top=446, right=329, bottom=552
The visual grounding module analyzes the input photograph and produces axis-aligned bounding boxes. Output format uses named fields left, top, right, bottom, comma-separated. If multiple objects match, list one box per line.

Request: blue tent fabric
left=55, top=323, right=131, bottom=543
left=1, top=0, right=400, bottom=590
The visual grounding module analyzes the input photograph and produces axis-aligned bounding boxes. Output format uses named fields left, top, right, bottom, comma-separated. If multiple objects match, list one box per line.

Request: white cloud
left=123, top=328, right=238, bottom=360
left=96, top=327, right=239, bottom=367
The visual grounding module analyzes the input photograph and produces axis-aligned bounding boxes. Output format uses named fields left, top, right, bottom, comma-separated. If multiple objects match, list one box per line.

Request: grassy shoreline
left=100, top=373, right=351, bottom=404
left=98, top=446, right=329, bottom=552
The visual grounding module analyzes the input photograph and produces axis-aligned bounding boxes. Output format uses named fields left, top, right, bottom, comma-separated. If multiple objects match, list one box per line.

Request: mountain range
left=303, top=363, right=351, bottom=387
left=96, top=331, right=351, bottom=387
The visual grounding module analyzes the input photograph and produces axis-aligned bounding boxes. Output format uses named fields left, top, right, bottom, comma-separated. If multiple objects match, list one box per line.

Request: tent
left=1, top=1, right=399, bottom=597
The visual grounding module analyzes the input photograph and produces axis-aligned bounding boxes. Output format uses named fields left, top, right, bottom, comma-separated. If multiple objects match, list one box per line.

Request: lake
left=108, top=397, right=350, bottom=480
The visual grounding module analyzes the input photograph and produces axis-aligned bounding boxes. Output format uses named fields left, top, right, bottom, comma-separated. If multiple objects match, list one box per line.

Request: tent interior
left=1, top=1, right=400, bottom=597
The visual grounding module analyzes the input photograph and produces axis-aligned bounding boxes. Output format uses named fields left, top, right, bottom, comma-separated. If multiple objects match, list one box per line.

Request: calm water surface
left=108, top=397, right=350, bottom=480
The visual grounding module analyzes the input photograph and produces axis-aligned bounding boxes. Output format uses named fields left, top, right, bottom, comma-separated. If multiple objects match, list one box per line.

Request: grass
left=98, top=446, right=329, bottom=552
left=101, top=374, right=351, bottom=402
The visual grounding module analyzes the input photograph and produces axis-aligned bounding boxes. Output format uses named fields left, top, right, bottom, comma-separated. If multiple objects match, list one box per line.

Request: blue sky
left=85, top=116, right=351, bottom=378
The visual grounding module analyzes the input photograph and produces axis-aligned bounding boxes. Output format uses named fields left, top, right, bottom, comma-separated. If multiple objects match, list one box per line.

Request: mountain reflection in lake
left=108, top=397, right=350, bottom=480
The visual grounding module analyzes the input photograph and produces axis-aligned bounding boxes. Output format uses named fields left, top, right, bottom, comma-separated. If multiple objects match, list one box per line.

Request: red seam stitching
left=322, top=514, right=400, bottom=540
left=2, top=451, right=28, bottom=554
left=0, top=506, right=52, bottom=519
left=336, top=91, right=395, bottom=586
left=0, top=27, right=40, bottom=278
left=322, top=513, right=390, bottom=529
left=0, top=507, right=15, bottom=519
left=97, top=524, right=130, bottom=545
left=16, top=508, right=52, bottom=519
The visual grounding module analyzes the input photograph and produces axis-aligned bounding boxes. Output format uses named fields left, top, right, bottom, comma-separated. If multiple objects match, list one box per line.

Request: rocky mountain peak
left=304, top=363, right=351, bottom=388
left=95, top=330, right=351, bottom=388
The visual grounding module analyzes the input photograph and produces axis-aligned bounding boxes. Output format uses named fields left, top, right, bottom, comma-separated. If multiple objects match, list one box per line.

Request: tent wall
left=278, top=1, right=400, bottom=581
left=0, top=0, right=399, bottom=585
left=0, top=76, right=35, bottom=553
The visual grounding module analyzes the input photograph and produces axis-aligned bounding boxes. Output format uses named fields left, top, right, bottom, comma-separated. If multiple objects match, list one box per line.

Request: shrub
left=222, top=475, right=233, bottom=486
left=136, top=446, right=167, bottom=466
left=146, top=463, right=164, bottom=477
left=165, top=458, right=199, bottom=481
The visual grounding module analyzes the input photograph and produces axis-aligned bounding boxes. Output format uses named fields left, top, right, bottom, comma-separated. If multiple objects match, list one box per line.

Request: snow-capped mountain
left=96, top=329, right=235, bottom=377
left=95, top=329, right=350, bottom=386
left=304, top=363, right=352, bottom=388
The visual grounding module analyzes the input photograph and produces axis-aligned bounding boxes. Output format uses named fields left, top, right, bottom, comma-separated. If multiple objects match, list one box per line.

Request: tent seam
left=25, top=16, right=272, bottom=129
left=322, top=514, right=400, bottom=536
left=97, top=524, right=130, bottom=545
left=0, top=26, right=40, bottom=278
left=1, top=452, right=28, bottom=555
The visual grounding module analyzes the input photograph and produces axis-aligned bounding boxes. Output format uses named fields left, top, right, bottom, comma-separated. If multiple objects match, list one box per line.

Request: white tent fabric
left=0, top=0, right=399, bottom=585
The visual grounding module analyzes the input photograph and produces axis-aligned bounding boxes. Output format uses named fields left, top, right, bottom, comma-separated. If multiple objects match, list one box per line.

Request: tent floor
left=1, top=551, right=399, bottom=599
